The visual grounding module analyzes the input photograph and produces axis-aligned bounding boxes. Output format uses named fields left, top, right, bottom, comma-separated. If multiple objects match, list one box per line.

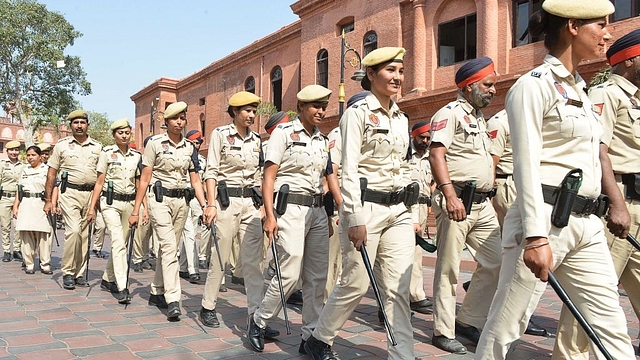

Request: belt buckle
left=581, top=198, right=598, bottom=215
left=389, top=191, right=401, bottom=204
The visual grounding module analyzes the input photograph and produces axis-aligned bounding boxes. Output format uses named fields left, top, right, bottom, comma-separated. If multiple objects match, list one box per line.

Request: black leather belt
left=67, top=182, right=95, bottom=192
left=162, top=187, right=186, bottom=198
left=363, top=188, right=406, bottom=205
left=418, top=196, right=432, bottom=206
left=227, top=187, right=253, bottom=198
left=454, top=186, right=495, bottom=204
left=496, top=173, right=512, bottom=179
left=23, top=191, right=44, bottom=199
left=1, top=191, right=16, bottom=198
left=102, top=191, right=136, bottom=202
left=541, top=185, right=609, bottom=217
left=288, top=193, right=324, bottom=207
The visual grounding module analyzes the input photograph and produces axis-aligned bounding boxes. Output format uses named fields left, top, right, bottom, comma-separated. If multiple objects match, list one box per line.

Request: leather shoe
left=132, top=263, right=143, bottom=272
left=100, top=279, right=117, bottom=293
left=75, top=276, right=87, bottom=286
left=25, top=269, right=35, bottom=274
left=247, top=315, right=265, bottom=352
left=410, top=298, right=433, bottom=314
left=141, top=259, right=152, bottom=270
left=166, top=301, right=181, bottom=321
left=200, top=307, right=220, bottom=328
left=179, top=271, right=189, bottom=279
left=219, top=284, right=227, bottom=292
left=40, top=269, right=53, bottom=275
left=198, top=260, right=207, bottom=270
left=455, top=322, right=481, bottom=345
left=12, top=251, right=23, bottom=261
left=304, top=335, right=339, bottom=360
left=116, top=289, right=131, bottom=304
left=287, top=290, right=303, bottom=306
left=524, top=319, right=549, bottom=337
left=2, top=252, right=11, bottom=262
left=62, top=275, right=75, bottom=290
left=264, top=325, right=280, bottom=339
left=299, top=339, right=307, bottom=355
left=432, top=335, right=467, bottom=354
left=188, top=273, right=200, bottom=284
left=148, top=294, right=168, bottom=309
left=231, top=275, right=244, bottom=286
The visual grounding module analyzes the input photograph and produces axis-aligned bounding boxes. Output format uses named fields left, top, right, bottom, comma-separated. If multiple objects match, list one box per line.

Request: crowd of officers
left=3, top=0, right=640, bottom=358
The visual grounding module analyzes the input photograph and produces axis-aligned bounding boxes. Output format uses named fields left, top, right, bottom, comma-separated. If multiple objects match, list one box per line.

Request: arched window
left=271, top=66, right=283, bottom=111
left=245, top=76, right=256, bottom=94
left=200, top=113, right=206, bottom=137
left=363, top=31, right=378, bottom=56
left=316, top=49, right=329, bottom=88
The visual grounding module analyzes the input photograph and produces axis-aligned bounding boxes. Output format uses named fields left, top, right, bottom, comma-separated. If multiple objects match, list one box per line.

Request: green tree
left=87, top=111, right=114, bottom=146
left=0, top=0, right=91, bottom=146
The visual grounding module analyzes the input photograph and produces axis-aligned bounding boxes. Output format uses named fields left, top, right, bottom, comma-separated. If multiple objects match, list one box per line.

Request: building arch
left=271, top=66, right=283, bottom=111
left=363, top=31, right=378, bottom=56
left=245, top=76, right=256, bottom=93
left=316, top=49, right=329, bottom=88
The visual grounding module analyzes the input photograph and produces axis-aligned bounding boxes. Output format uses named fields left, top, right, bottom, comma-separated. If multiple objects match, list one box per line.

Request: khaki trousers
left=432, top=192, right=502, bottom=338
left=410, top=203, right=430, bottom=302
left=190, top=199, right=211, bottom=262
left=202, top=197, right=264, bottom=314
left=0, top=196, right=21, bottom=253
left=132, top=205, right=154, bottom=264
left=20, top=230, right=51, bottom=271
left=93, top=210, right=107, bottom=251
left=147, top=195, right=189, bottom=303
left=101, top=198, right=134, bottom=291
left=59, top=188, right=92, bottom=278
left=475, top=203, right=634, bottom=360
left=325, top=214, right=342, bottom=301
left=314, top=202, right=414, bottom=359
left=493, top=176, right=516, bottom=228
left=179, top=208, right=198, bottom=275
left=254, top=204, right=329, bottom=341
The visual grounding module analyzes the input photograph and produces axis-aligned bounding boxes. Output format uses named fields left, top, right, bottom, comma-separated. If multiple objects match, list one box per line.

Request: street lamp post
left=339, top=31, right=366, bottom=119
left=150, top=97, right=159, bottom=135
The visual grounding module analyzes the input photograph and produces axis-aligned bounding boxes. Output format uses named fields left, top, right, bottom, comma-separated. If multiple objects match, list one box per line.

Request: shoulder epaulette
left=277, top=123, right=293, bottom=130
left=530, top=71, right=542, bottom=78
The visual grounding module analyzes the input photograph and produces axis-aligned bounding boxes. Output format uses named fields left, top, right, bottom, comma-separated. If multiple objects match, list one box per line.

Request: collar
left=544, top=54, right=585, bottom=87
left=160, top=132, right=188, bottom=148
left=455, top=94, right=477, bottom=116
left=609, top=73, right=640, bottom=98
left=364, top=93, right=401, bottom=116
left=292, top=118, right=321, bottom=138
left=70, top=135, right=95, bottom=146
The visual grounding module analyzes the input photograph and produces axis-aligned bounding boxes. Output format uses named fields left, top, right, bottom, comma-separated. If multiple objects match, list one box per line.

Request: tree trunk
left=18, top=112, right=36, bottom=147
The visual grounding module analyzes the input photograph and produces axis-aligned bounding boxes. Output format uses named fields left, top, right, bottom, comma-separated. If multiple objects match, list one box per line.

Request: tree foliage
left=86, top=111, right=114, bottom=146
left=0, top=0, right=91, bottom=146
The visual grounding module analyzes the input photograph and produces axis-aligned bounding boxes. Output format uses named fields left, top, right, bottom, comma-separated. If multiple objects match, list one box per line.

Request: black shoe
left=166, top=301, right=181, bottom=321
left=462, top=280, right=470, bottom=292
left=75, top=276, right=87, bottom=286
left=524, top=319, right=549, bottom=337
left=21, top=261, right=25, bottom=268
left=63, top=275, right=75, bottom=290
left=149, top=251, right=156, bottom=259
left=179, top=271, right=189, bottom=279
left=199, top=307, right=220, bottom=328
left=25, top=269, right=35, bottom=274
left=40, top=269, right=53, bottom=275
left=231, top=275, right=244, bottom=286
left=12, top=251, right=23, bottom=261
left=96, top=251, right=105, bottom=258
left=432, top=335, right=467, bottom=354
left=219, top=284, right=227, bottom=292
left=141, top=259, right=152, bottom=270
left=198, top=260, right=207, bottom=270
left=116, top=289, right=131, bottom=304
left=92, top=249, right=99, bottom=257
left=304, top=335, right=339, bottom=360
left=264, top=325, right=280, bottom=339
left=188, top=273, right=200, bottom=284
left=247, top=315, right=265, bottom=352
left=100, top=279, right=117, bottom=293
left=377, top=309, right=384, bottom=323
left=299, top=339, right=307, bottom=355
left=2, top=252, right=10, bottom=262
left=455, top=322, right=481, bottom=345
left=410, top=298, right=433, bottom=314
left=132, top=263, right=143, bottom=273
left=148, top=294, right=168, bottom=309
left=287, top=290, right=303, bottom=306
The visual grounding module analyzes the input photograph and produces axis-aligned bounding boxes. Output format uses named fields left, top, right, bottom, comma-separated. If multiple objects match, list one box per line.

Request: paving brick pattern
left=0, top=229, right=638, bottom=359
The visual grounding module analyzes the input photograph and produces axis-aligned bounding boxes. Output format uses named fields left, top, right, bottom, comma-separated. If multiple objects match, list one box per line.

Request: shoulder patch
left=530, top=71, right=542, bottom=78
left=488, top=129, right=498, bottom=139
left=593, top=103, right=604, bottom=116
left=431, top=119, right=448, bottom=131
left=329, top=140, right=335, bottom=149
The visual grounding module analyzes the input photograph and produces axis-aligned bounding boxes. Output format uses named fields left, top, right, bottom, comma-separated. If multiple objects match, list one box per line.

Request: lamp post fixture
left=150, top=96, right=160, bottom=135
left=339, top=31, right=366, bottom=119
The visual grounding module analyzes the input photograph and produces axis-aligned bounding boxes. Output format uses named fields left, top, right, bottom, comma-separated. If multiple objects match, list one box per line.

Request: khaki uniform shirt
left=409, top=150, right=432, bottom=197
left=0, top=159, right=24, bottom=192
left=16, top=163, right=49, bottom=232
left=487, top=109, right=514, bottom=175
left=430, top=95, right=494, bottom=191
left=589, top=74, right=640, bottom=174
left=328, top=127, right=342, bottom=179
left=143, top=133, right=199, bottom=189
left=204, top=123, right=262, bottom=187
left=48, top=136, right=102, bottom=185
left=341, top=93, right=411, bottom=228
left=96, top=145, right=142, bottom=194
left=506, top=54, right=602, bottom=238
left=265, top=118, right=329, bottom=195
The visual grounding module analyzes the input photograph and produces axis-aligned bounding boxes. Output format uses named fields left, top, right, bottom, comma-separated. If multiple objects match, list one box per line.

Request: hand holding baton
left=46, top=213, right=60, bottom=247
left=202, top=217, right=224, bottom=272
left=626, top=234, right=640, bottom=252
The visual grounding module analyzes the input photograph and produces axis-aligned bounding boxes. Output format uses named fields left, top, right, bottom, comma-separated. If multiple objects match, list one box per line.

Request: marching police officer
left=45, top=110, right=102, bottom=290
left=476, top=0, right=635, bottom=358
left=129, top=101, right=207, bottom=321
left=429, top=57, right=502, bottom=354
left=0, top=140, right=24, bottom=262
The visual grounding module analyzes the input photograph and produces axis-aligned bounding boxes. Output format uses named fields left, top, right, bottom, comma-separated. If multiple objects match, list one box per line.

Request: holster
left=275, top=184, right=289, bottom=216
left=324, top=191, right=335, bottom=217
left=0, top=185, right=3, bottom=200
left=461, top=181, right=477, bottom=216
left=153, top=180, right=163, bottom=203
left=551, top=169, right=582, bottom=228
left=17, top=185, right=23, bottom=202
left=106, top=181, right=114, bottom=205
left=251, top=186, right=263, bottom=207
left=60, top=171, right=68, bottom=194
left=359, top=178, right=368, bottom=206
left=184, top=188, right=195, bottom=205
left=217, top=180, right=230, bottom=208
left=40, top=191, right=46, bottom=201
left=403, top=182, right=420, bottom=207
left=621, top=173, right=640, bottom=200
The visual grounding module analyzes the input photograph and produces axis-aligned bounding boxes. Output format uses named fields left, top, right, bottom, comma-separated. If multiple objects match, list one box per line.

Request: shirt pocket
left=557, top=105, right=590, bottom=138
left=363, top=126, right=393, bottom=159
left=286, top=142, right=313, bottom=168
left=460, top=121, right=485, bottom=151
left=627, top=109, right=640, bottom=138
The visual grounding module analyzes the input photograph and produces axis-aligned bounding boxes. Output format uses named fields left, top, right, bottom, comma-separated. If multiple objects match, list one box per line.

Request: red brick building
left=131, top=0, right=640, bottom=156
left=0, top=116, right=66, bottom=159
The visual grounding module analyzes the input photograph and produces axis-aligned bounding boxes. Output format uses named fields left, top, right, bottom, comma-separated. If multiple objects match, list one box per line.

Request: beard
left=413, top=140, right=428, bottom=151
left=469, top=85, right=493, bottom=109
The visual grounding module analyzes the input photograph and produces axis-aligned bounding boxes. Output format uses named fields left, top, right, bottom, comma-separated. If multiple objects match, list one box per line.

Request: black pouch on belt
left=60, top=171, right=68, bottom=194
left=217, top=180, right=230, bottom=208
left=251, top=186, right=263, bottom=207
left=621, top=173, right=640, bottom=199
left=551, top=169, right=583, bottom=228
left=153, top=180, right=163, bottom=203
left=461, top=181, right=477, bottom=216
left=0, top=185, right=3, bottom=200
left=275, top=184, right=289, bottom=216
left=403, top=182, right=420, bottom=207
left=324, top=191, right=334, bottom=217
left=106, top=180, right=114, bottom=205
left=17, top=184, right=23, bottom=202
left=184, top=188, right=195, bottom=205
left=359, top=178, right=368, bottom=206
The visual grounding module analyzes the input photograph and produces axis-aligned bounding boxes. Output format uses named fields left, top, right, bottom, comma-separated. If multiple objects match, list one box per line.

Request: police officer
left=12, top=145, right=51, bottom=274
left=428, top=57, right=502, bottom=354
left=305, top=48, right=415, bottom=360
left=87, top=118, right=142, bottom=304
left=408, top=121, right=434, bottom=314
left=92, top=211, right=107, bottom=258
left=38, top=143, right=51, bottom=164
left=45, top=110, right=102, bottom=290
left=552, top=28, right=640, bottom=359
left=131, top=137, right=154, bottom=273
left=1, top=140, right=24, bottom=262
left=475, top=1, right=635, bottom=358
left=248, top=85, right=336, bottom=354
left=128, top=101, right=207, bottom=321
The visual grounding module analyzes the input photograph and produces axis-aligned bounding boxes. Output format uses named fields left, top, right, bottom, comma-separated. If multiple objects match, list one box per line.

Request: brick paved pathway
left=0, top=229, right=638, bottom=359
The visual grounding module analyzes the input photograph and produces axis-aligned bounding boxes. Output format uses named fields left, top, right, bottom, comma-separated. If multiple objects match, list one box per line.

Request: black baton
left=124, top=225, right=136, bottom=307
left=271, top=235, right=291, bottom=335
left=626, top=234, right=640, bottom=252
left=209, top=222, right=224, bottom=272
left=46, top=213, right=60, bottom=247
left=85, top=221, right=93, bottom=283
left=547, top=271, right=613, bottom=360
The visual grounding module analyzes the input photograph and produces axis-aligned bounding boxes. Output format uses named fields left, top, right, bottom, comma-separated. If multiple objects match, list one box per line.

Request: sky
left=37, top=0, right=300, bottom=123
